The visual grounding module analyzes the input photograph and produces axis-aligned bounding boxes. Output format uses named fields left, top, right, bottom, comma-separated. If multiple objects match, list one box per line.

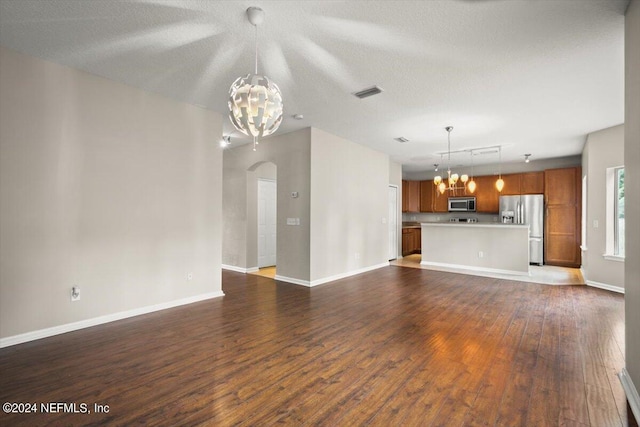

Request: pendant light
left=467, top=151, right=476, bottom=194
left=228, top=7, right=284, bottom=151
left=495, top=146, right=504, bottom=192
left=434, top=126, right=467, bottom=195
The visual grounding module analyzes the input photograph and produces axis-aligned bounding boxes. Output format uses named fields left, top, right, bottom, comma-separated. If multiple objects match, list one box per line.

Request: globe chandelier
left=228, top=7, right=284, bottom=152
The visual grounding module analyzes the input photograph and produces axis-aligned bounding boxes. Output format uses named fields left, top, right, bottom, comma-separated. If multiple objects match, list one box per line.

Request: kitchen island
left=420, top=223, right=530, bottom=276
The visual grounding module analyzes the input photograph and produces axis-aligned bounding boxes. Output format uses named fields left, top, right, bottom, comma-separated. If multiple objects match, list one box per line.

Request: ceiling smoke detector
left=353, top=85, right=383, bottom=99
left=394, top=137, right=409, bottom=143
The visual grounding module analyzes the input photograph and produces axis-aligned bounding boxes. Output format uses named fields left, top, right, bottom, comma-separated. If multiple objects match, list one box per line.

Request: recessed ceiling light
left=353, top=85, right=383, bottom=99
left=220, top=135, right=231, bottom=148
left=394, top=137, right=409, bottom=143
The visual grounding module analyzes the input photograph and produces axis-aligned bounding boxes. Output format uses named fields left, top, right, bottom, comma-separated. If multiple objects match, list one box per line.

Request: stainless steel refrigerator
left=499, top=194, right=544, bottom=265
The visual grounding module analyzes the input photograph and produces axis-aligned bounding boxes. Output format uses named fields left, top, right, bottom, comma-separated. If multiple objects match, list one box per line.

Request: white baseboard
left=221, top=264, right=258, bottom=273
left=274, top=275, right=311, bottom=287
left=275, top=262, right=390, bottom=288
left=586, top=280, right=625, bottom=294
left=0, top=290, right=225, bottom=348
left=309, top=262, right=390, bottom=287
left=618, top=368, right=640, bottom=424
left=420, top=260, right=529, bottom=277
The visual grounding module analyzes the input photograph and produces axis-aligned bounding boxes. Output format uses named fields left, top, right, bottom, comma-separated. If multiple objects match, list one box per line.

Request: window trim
left=613, top=167, right=624, bottom=257
left=603, top=165, right=625, bottom=261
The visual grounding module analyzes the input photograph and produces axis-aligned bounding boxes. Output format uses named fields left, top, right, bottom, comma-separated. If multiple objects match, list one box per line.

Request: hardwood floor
left=0, top=267, right=636, bottom=426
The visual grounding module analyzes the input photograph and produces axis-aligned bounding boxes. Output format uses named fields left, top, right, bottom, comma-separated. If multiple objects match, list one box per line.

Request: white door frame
left=389, top=185, right=399, bottom=261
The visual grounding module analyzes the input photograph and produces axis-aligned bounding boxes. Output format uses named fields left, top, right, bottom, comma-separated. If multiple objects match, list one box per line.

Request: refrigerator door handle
left=517, top=202, right=522, bottom=224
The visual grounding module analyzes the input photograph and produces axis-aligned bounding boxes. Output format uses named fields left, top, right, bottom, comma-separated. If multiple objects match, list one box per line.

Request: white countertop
left=420, top=222, right=529, bottom=229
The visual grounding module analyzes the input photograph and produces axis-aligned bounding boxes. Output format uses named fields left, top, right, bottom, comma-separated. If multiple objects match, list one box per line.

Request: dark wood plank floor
left=0, top=267, right=637, bottom=426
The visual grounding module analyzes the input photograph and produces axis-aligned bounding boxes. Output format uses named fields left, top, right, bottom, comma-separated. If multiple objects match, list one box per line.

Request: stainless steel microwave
left=448, top=197, right=476, bottom=212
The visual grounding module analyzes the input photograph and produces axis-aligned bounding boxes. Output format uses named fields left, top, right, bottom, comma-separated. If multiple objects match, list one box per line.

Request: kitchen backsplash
left=402, top=212, right=500, bottom=224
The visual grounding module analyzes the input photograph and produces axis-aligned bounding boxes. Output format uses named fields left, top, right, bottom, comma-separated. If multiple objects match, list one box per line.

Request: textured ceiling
left=0, top=0, right=628, bottom=172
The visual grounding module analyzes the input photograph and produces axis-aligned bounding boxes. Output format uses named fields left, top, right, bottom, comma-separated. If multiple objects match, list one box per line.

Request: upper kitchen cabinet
left=544, top=167, right=581, bottom=268
left=474, top=175, right=499, bottom=213
left=498, top=172, right=544, bottom=195
left=420, top=180, right=434, bottom=212
left=419, top=181, right=449, bottom=213
left=520, top=171, right=545, bottom=194
left=433, top=188, right=449, bottom=213
left=500, top=174, right=521, bottom=195
left=402, top=180, right=420, bottom=212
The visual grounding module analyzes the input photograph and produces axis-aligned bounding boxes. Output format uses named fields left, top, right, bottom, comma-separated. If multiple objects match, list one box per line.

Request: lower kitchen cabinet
left=402, top=228, right=421, bottom=256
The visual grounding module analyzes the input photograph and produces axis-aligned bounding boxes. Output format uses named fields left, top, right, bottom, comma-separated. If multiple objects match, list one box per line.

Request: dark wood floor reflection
left=0, top=267, right=636, bottom=426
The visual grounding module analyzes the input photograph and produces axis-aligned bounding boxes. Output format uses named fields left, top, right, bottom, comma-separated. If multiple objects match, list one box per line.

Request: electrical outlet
left=187, top=273, right=193, bottom=281
left=478, top=251, right=484, bottom=258
left=355, top=252, right=361, bottom=260
left=71, top=286, right=80, bottom=302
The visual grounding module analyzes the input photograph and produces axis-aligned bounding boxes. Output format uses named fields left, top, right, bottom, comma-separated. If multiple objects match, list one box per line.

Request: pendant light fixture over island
left=432, top=126, right=505, bottom=196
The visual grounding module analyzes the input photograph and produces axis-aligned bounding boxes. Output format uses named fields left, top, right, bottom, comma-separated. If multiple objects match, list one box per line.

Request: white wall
left=222, top=129, right=311, bottom=281
left=624, top=0, right=640, bottom=403
left=310, top=128, right=389, bottom=282
left=0, top=47, right=223, bottom=341
left=582, top=125, right=625, bottom=290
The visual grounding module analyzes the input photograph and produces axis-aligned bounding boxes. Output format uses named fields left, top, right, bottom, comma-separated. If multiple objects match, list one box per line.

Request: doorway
left=258, top=178, right=277, bottom=268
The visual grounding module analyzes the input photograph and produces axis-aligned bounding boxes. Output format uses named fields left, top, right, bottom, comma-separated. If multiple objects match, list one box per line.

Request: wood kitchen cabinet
left=474, top=175, right=499, bottom=213
left=433, top=189, right=448, bottom=212
left=500, top=172, right=545, bottom=195
left=420, top=180, right=434, bottom=212
left=500, top=174, right=521, bottom=196
left=520, top=171, right=544, bottom=194
left=402, top=228, right=421, bottom=256
left=415, top=171, right=545, bottom=215
left=544, top=167, right=581, bottom=267
left=402, top=180, right=420, bottom=212
left=402, top=180, right=408, bottom=212
left=420, top=180, right=448, bottom=213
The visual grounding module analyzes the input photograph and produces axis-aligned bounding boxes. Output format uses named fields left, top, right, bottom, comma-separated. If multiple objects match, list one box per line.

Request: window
left=614, top=167, right=624, bottom=257
left=604, top=166, right=624, bottom=261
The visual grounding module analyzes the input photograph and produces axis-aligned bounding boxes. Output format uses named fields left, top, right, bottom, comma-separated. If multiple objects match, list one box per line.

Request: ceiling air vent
left=394, top=137, right=410, bottom=143
left=353, top=85, right=383, bottom=99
